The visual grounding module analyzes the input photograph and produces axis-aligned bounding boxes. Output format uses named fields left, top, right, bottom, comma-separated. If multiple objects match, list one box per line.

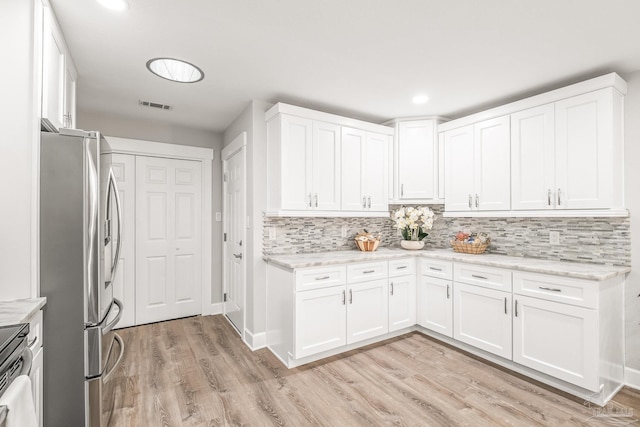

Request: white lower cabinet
left=388, top=275, right=416, bottom=333
left=513, top=294, right=598, bottom=391
left=29, top=346, right=44, bottom=427
left=295, top=285, right=347, bottom=358
left=347, top=279, right=389, bottom=344
left=418, top=276, right=453, bottom=337
left=453, top=283, right=512, bottom=359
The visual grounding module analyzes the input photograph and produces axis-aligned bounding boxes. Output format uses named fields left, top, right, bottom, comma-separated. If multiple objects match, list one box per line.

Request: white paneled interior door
left=223, top=143, right=245, bottom=334
left=110, top=154, right=136, bottom=328
left=135, top=156, right=202, bottom=325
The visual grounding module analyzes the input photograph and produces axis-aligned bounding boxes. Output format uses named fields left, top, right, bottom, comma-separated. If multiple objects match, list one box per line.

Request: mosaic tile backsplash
left=263, top=205, right=630, bottom=266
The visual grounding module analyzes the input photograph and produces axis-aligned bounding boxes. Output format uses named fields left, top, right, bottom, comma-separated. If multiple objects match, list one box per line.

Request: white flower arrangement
left=391, top=206, right=435, bottom=241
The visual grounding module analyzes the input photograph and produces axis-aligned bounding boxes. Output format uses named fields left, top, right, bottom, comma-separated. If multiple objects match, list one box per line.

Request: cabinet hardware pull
left=471, top=274, right=488, bottom=280
left=308, top=194, right=312, bottom=207
left=446, top=285, right=450, bottom=299
left=363, top=270, right=375, bottom=274
left=315, top=276, right=330, bottom=281
left=314, top=194, right=318, bottom=207
left=362, top=196, right=367, bottom=208
left=390, top=282, right=394, bottom=296
left=475, top=194, right=479, bottom=208
left=367, top=196, right=371, bottom=208
left=27, top=336, right=38, bottom=348
left=401, top=184, right=404, bottom=197
left=468, top=194, right=472, bottom=209
left=515, top=300, right=518, bottom=317
left=548, top=189, right=552, bottom=206
left=349, top=289, right=353, bottom=304
left=539, top=286, right=562, bottom=292
left=504, top=297, right=507, bottom=314
left=429, top=267, right=442, bottom=271
left=342, top=290, right=346, bottom=305
left=396, top=266, right=407, bottom=270
left=557, top=188, right=561, bottom=206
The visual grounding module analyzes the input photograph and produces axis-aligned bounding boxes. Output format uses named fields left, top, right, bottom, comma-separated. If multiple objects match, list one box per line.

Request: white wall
left=0, top=0, right=39, bottom=300
left=623, top=70, right=640, bottom=374
left=223, top=100, right=272, bottom=343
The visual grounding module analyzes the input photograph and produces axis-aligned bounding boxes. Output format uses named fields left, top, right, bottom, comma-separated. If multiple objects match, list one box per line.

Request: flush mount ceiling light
left=96, top=0, right=129, bottom=11
left=146, top=58, right=204, bottom=83
left=412, top=94, right=429, bottom=104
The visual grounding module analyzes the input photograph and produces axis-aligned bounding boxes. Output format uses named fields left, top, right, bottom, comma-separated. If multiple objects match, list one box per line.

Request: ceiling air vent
left=138, top=100, right=173, bottom=110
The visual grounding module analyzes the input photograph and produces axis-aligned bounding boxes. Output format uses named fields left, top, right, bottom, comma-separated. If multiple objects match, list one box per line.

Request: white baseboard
left=244, top=328, right=267, bottom=350
left=625, top=366, right=640, bottom=390
left=202, top=302, right=223, bottom=316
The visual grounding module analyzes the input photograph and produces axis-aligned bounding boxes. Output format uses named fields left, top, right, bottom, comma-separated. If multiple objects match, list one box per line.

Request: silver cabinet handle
left=315, top=276, right=330, bottom=281
left=308, top=194, right=312, bottom=207
left=349, top=289, right=353, bottom=304
left=429, top=267, right=442, bottom=272
left=539, top=286, right=562, bottom=292
left=557, top=188, right=561, bottom=206
left=471, top=274, right=488, bottom=280
left=390, top=282, right=394, bottom=296
left=314, top=193, right=318, bottom=207
left=475, top=194, right=479, bottom=208
left=342, top=290, right=346, bottom=305
left=367, top=196, right=371, bottom=208
left=396, top=266, right=407, bottom=270
left=515, top=299, right=519, bottom=317
left=504, top=297, right=507, bottom=314
left=401, top=184, right=404, bottom=197
left=363, top=270, right=375, bottom=274
left=233, top=253, right=243, bottom=259
left=446, top=285, right=450, bottom=299
left=468, top=194, right=472, bottom=209
left=548, top=189, right=552, bottom=206
left=362, top=196, right=367, bottom=208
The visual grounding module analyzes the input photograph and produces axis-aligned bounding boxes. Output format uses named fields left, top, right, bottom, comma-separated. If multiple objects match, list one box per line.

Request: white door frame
left=221, top=132, right=247, bottom=339
left=102, top=136, right=214, bottom=316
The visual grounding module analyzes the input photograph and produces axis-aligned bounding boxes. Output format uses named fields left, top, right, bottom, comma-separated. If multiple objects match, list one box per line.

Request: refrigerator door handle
left=103, top=333, right=125, bottom=382
left=101, top=298, right=123, bottom=335
left=86, top=137, right=100, bottom=325
left=106, top=169, right=123, bottom=284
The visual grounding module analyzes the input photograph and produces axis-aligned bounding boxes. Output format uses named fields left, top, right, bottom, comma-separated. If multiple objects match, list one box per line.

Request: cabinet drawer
left=347, top=261, right=388, bottom=284
left=27, top=310, right=43, bottom=352
left=420, top=258, right=453, bottom=280
left=454, top=263, right=512, bottom=291
left=388, top=258, right=415, bottom=278
left=513, top=272, right=598, bottom=309
left=296, top=266, right=347, bottom=292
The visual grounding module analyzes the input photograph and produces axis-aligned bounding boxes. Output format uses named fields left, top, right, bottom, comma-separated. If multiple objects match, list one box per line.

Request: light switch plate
left=341, top=226, right=348, bottom=238
left=215, top=212, right=222, bottom=222
left=549, top=231, right=560, bottom=245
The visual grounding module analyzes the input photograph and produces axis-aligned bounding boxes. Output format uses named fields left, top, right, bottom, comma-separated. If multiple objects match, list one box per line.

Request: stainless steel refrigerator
left=40, top=128, right=124, bottom=427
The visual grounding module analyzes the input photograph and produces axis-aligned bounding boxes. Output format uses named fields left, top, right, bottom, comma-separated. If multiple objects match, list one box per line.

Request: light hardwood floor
left=107, top=315, right=640, bottom=426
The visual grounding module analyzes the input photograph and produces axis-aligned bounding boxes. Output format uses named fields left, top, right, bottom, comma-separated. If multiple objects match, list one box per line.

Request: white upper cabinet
left=444, top=116, right=510, bottom=212
left=392, top=119, right=442, bottom=202
left=441, top=73, right=626, bottom=216
left=42, top=5, right=76, bottom=131
left=266, top=103, right=392, bottom=216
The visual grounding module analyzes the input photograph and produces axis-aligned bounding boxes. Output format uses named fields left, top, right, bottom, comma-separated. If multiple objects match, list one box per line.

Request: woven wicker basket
left=355, top=239, right=380, bottom=252
left=450, top=240, right=489, bottom=254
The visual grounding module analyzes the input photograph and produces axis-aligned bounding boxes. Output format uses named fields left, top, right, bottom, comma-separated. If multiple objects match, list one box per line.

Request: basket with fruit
left=450, top=232, right=490, bottom=254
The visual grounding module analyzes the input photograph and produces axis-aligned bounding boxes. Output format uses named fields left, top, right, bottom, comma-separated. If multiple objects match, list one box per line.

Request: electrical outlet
left=549, top=231, right=560, bottom=245
left=269, top=228, right=277, bottom=240
left=215, top=212, right=222, bottom=222
left=341, top=226, right=348, bottom=238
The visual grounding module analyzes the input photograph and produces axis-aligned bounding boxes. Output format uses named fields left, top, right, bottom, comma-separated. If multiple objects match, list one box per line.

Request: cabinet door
left=110, top=154, right=136, bottom=328
left=418, top=276, right=453, bottom=337
left=341, top=127, right=366, bottom=211
left=364, top=132, right=389, bottom=211
left=41, top=9, right=66, bottom=132
left=453, top=283, right=512, bottom=359
left=398, top=120, right=435, bottom=200
left=281, top=115, right=313, bottom=210
left=312, top=121, right=341, bottom=210
left=295, top=286, right=347, bottom=358
left=555, top=89, right=613, bottom=209
left=63, top=65, right=77, bottom=128
left=29, top=347, right=44, bottom=427
left=444, top=126, right=474, bottom=211
left=388, top=275, right=416, bottom=332
left=511, top=104, right=555, bottom=210
left=347, top=279, right=389, bottom=344
left=513, top=295, right=598, bottom=391
left=474, top=116, right=511, bottom=211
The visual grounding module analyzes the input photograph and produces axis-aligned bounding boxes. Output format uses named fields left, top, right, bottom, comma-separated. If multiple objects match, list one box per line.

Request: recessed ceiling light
left=96, top=0, right=129, bottom=11
left=146, top=58, right=204, bottom=83
left=412, top=95, right=429, bottom=104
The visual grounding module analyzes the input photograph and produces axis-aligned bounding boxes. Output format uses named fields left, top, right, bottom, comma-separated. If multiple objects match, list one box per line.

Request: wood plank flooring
left=107, top=315, right=640, bottom=426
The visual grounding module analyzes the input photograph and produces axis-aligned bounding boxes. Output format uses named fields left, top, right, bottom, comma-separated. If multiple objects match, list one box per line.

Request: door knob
left=233, top=253, right=243, bottom=259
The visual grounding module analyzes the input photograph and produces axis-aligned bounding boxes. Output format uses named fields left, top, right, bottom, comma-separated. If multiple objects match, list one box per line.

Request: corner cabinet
left=42, top=4, right=77, bottom=131
left=266, top=103, right=392, bottom=216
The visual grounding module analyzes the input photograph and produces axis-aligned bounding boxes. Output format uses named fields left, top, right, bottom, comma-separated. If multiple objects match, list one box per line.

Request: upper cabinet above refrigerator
left=41, top=3, right=77, bottom=132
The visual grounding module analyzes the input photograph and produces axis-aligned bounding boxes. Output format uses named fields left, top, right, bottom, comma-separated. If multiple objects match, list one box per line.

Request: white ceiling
left=51, top=0, right=640, bottom=133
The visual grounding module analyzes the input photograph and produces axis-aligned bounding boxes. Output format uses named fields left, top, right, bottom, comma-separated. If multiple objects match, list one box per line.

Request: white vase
left=400, top=240, right=425, bottom=250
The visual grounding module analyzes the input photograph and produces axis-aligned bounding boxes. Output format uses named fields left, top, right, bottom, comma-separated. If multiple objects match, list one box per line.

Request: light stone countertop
left=0, top=297, right=47, bottom=327
left=265, top=248, right=630, bottom=281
